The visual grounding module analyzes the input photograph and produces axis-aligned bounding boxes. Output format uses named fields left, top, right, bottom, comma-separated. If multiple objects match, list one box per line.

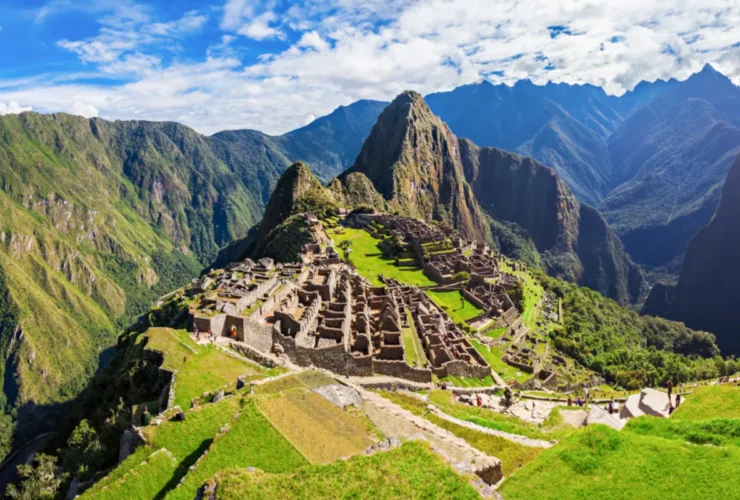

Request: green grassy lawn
left=142, top=328, right=277, bottom=408
left=215, top=441, right=479, bottom=500
left=517, top=270, right=543, bottom=331
left=403, top=310, right=427, bottom=368
left=380, top=392, right=542, bottom=476
left=500, top=425, right=740, bottom=500
left=166, top=401, right=307, bottom=500
left=470, top=340, right=531, bottom=384
left=484, top=326, right=508, bottom=339
left=329, top=227, right=435, bottom=287
left=625, top=415, right=740, bottom=447
left=672, top=385, right=740, bottom=420
left=426, top=290, right=484, bottom=324
left=441, top=375, right=495, bottom=388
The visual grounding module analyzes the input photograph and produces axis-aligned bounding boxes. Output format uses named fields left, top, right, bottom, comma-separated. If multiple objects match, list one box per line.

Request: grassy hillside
left=501, top=423, right=740, bottom=500
left=214, top=441, right=479, bottom=500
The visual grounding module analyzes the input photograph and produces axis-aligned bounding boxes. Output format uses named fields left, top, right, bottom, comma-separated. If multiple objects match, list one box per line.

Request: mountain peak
left=342, top=93, right=489, bottom=240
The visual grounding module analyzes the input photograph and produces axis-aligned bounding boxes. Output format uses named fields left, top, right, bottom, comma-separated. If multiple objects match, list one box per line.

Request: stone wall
left=248, top=282, right=295, bottom=320
left=229, top=342, right=282, bottom=368
left=273, top=322, right=373, bottom=376
left=372, top=359, right=433, bottom=383
left=235, top=275, right=279, bottom=312
left=192, top=313, right=226, bottom=336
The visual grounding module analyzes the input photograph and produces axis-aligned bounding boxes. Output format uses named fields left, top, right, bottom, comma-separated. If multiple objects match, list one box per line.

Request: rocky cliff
left=459, top=140, right=645, bottom=304
left=643, top=154, right=740, bottom=354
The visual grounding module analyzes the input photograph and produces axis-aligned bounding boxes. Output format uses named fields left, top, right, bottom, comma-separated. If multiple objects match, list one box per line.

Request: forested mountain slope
left=642, top=154, right=740, bottom=355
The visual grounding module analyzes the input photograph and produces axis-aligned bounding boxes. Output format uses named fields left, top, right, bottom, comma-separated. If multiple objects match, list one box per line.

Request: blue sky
left=0, top=0, right=738, bottom=134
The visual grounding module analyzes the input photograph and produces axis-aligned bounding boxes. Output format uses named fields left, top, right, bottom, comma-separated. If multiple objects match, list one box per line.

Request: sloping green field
left=501, top=424, right=740, bottom=500
left=215, top=441, right=479, bottom=500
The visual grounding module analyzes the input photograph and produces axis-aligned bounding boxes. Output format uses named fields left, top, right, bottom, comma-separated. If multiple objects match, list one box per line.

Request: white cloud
left=5, top=0, right=740, bottom=136
left=57, top=7, right=206, bottom=73
left=237, top=11, right=284, bottom=41
left=69, top=101, right=99, bottom=118
left=0, top=101, right=32, bottom=115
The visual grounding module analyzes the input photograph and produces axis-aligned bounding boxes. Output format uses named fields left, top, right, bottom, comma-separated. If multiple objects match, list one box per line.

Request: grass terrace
left=166, top=401, right=307, bottom=500
left=255, top=388, right=377, bottom=464
left=403, top=309, right=427, bottom=368
left=671, top=384, right=740, bottom=420
left=214, top=441, right=480, bottom=500
left=426, top=289, right=484, bottom=325
left=470, top=340, right=531, bottom=384
left=140, top=328, right=280, bottom=409
left=329, top=227, right=435, bottom=287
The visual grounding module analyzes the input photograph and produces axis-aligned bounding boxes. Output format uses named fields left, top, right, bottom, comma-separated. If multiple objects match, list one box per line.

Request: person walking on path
left=666, top=379, right=673, bottom=398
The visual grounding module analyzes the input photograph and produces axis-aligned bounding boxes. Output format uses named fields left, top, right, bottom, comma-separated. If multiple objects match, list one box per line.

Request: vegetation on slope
left=540, top=271, right=722, bottom=389
left=214, top=441, right=479, bottom=500
left=501, top=423, right=740, bottom=500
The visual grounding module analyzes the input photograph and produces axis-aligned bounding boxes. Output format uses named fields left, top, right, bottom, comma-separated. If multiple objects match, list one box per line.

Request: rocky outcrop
left=643, top=154, right=740, bottom=354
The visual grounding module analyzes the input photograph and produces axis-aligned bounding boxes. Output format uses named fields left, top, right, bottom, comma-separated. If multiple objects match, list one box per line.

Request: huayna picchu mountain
left=337, top=91, right=645, bottom=304
left=643, top=154, right=740, bottom=355
left=340, top=91, right=490, bottom=242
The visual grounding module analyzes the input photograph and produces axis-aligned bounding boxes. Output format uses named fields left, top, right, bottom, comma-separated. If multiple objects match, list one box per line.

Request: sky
left=0, top=0, right=738, bottom=135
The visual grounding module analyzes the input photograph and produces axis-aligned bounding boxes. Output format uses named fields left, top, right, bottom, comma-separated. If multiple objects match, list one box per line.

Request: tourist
left=607, top=401, right=614, bottom=414
left=194, top=327, right=200, bottom=341
left=675, top=394, right=681, bottom=408
left=567, top=395, right=573, bottom=407
left=666, top=379, right=673, bottom=398
left=476, top=394, right=483, bottom=407
left=576, top=397, right=583, bottom=407
left=141, top=407, right=152, bottom=426
left=230, top=325, right=237, bottom=339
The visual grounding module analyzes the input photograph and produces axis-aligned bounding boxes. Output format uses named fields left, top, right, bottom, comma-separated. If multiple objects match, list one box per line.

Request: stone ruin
left=187, top=236, right=492, bottom=384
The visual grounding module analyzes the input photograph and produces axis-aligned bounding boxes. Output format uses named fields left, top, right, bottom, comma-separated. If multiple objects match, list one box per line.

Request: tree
left=6, top=454, right=66, bottom=500
left=727, top=358, right=738, bottom=376
left=453, top=271, right=470, bottom=282
left=62, top=419, right=104, bottom=479
left=714, top=356, right=727, bottom=377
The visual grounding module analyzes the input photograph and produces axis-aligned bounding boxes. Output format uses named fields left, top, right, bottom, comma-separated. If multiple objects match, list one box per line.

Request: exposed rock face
left=460, top=135, right=645, bottom=304
left=643, top=155, right=740, bottom=354
left=341, top=91, right=490, bottom=242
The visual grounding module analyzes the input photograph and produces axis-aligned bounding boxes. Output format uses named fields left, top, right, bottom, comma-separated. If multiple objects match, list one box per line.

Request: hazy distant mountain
left=212, top=99, right=386, bottom=183
left=643, top=154, right=740, bottom=355
left=601, top=65, right=740, bottom=276
left=426, top=80, right=622, bottom=204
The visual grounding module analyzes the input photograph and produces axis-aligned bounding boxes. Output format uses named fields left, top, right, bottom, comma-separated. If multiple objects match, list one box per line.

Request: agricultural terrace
left=139, top=328, right=281, bottom=408
left=329, top=226, right=435, bottom=287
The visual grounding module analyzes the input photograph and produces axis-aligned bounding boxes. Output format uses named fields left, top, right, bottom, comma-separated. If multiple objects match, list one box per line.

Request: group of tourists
left=194, top=327, right=218, bottom=343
